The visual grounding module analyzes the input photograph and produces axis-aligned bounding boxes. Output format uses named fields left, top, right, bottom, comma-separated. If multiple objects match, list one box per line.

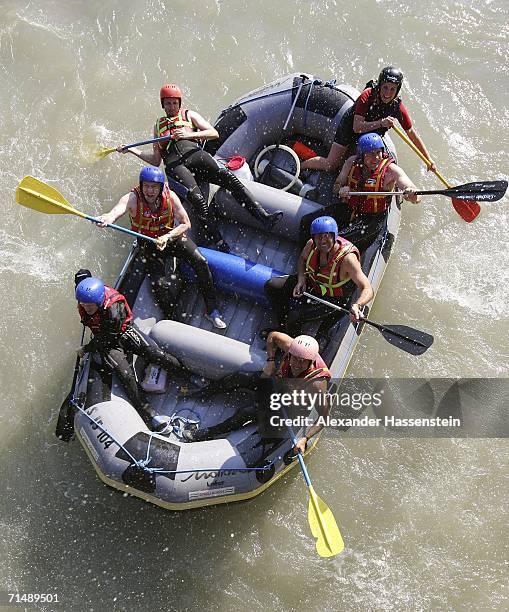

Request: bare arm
left=405, top=126, right=436, bottom=171
left=155, top=191, right=191, bottom=250
left=117, top=125, right=163, bottom=166
left=353, top=113, right=395, bottom=134
left=172, top=110, right=218, bottom=142
left=262, top=331, right=294, bottom=377
left=341, top=253, right=374, bottom=321
left=294, top=240, right=313, bottom=297
left=334, top=154, right=356, bottom=195
left=300, top=142, right=345, bottom=172
left=384, top=164, right=421, bottom=204
left=293, top=377, right=329, bottom=453
left=97, top=192, right=137, bottom=226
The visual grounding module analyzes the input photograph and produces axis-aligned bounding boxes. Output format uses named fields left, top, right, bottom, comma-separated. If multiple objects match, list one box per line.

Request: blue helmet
left=310, top=216, right=338, bottom=240
left=357, top=133, right=385, bottom=155
left=139, top=166, right=165, bottom=185
left=75, top=277, right=106, bottom=305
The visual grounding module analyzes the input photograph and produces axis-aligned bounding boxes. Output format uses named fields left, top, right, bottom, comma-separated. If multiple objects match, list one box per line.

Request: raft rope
left=69, top=397, right=282, bottom=475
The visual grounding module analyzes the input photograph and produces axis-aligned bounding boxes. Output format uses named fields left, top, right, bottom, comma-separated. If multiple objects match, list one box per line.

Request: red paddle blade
left=452, top=198, right=481, bottom=223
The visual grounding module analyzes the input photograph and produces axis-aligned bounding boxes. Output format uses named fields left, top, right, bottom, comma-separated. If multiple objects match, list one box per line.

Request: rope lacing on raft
left=69, top=398, right=281, bottom=475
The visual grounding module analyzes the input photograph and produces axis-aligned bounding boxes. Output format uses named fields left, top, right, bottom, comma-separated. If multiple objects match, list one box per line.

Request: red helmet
left=160, top=83, right=182, bottom=108
left=289, top=335, right=319, bottom=361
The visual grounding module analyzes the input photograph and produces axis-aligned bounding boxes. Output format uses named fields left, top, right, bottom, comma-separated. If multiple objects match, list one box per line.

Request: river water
left=1, top=1, right=507, bottom=610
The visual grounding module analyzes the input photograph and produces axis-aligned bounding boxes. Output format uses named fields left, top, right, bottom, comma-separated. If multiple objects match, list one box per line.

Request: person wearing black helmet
left=116, top=83, right=282, bottom=251
left=301, top=65, right=435, bottom=174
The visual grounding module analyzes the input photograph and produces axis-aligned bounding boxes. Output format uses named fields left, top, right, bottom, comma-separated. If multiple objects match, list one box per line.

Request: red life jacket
left=305, top=236, right=360, bottom=297
left=280, top=353, right=331, bottom=381
left=347, top=156, right=395, bottom=213
left=130, top=185, right=175, bottom=238
left=155, top=109, right=196, bottom=151
left=78, top=286, right=132, bottom=334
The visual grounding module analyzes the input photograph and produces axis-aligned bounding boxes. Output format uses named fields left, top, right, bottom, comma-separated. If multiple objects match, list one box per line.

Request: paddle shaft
left=302, top=292, right=428, bottom=348
left=348, top=188, right=481, bottom=197
left=85, top=214, right=157, bottom=244
left=119, top=134, right=173, bottom=151
left=392, top=125, right=452, bottom=188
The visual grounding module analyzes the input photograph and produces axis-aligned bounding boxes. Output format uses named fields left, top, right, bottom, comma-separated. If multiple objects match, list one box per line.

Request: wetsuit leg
left=339, top=211, right=387, bottom=251
left=168, top=161, right=223, bottom=244
left=164, top=235, right=218, bottom=314
left=119, top=325, right=187, bottom=374
left=100, top=347, right=155, bottom=425
left=183, top=150, right=282, bottom=228
left=264, top=274, right=299, bottom=329
left=139, top=242, right=177, bottom=316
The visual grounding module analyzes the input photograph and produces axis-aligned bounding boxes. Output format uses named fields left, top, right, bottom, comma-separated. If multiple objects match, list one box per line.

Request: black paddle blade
left=55, top=393, right=75, bottom=442
left=449, top=180, right=508, bottom=202
left=379, top=325, right=434, bottom=356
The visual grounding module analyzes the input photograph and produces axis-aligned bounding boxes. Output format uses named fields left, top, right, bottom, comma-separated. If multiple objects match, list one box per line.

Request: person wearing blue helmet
left=98, top=166, right=226, bottom=329
left=265, top=215, right=373, bottom=335
left=75, top=275, right=188, bottom=430
left=299, top=133, right=420, bottom=251
left=116, top=83, right=282, bottom=251
left=301, top=65, right=435, bottom=174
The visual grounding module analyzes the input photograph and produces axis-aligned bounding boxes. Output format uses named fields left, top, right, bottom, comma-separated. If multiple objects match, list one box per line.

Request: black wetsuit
left=161, top=138, right=279, bottom=243
left=139, top=235, right=219, bottom=317
left=81, top=298, right=185, bottom=425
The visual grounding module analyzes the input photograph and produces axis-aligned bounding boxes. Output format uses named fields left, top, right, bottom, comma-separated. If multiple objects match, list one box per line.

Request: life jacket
left=364, top=87, right=402, bottom=124
left=78, top=286, right=132, bottom=335
left=155, top=109, right=196, bottom=152
left=129, top=185, right=174, bottom=238
left=346, top=156, right=395, bottom=214
left=280, top=353, right=331, bottom=381
left=305, top=236, right=360, bottom=297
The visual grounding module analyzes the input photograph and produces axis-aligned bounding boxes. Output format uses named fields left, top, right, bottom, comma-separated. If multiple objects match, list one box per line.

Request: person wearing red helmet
left=97, top=165, right=226, bottom=329
left=301, top=65, right=435, bottom=174
left=117, top=83, right=282, bottom=251
left=299, top=133, right=421, bottom=251
left=183, top=331, right=331, bottom=455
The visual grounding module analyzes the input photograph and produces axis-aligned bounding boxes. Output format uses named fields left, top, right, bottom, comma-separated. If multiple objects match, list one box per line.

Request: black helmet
left=378, top=66, right=404, bottom=93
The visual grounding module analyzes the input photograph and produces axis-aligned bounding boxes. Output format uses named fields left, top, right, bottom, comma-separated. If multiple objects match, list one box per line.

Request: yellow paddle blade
left=308, top=485, right=345, bottom=558
left=15, top=176, right=86, bottom=218
left=94, top=147, right=117, bottom=160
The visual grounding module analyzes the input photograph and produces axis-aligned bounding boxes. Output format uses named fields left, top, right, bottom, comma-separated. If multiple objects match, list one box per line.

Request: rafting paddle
left=346, top=180, right=507, bottom=203
left=281, top=408, right=344, bottom=557
left=303, top=292, right=433, bottom=356
left=94, top=134, right=174, bottom=159
left=392, top=125, right=481, bottom=222
left=55, top=327, right=85, bottom=442
left=15, top=176, right=157, bottom=244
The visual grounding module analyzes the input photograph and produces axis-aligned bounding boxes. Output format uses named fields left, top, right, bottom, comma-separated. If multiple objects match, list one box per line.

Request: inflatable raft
left=70, top=73, right=401, bottom=510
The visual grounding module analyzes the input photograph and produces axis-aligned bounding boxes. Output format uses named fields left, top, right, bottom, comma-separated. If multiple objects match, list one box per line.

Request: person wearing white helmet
left=183, top=331, right=330, bottom=455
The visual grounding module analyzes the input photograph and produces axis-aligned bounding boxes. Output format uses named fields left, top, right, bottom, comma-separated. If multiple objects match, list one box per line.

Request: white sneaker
left=205, top=309, right=227, bottom=329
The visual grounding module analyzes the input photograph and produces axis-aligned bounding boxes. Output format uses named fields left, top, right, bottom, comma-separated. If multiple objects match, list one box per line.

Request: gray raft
left=71, top=73, right=401, bottom=510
